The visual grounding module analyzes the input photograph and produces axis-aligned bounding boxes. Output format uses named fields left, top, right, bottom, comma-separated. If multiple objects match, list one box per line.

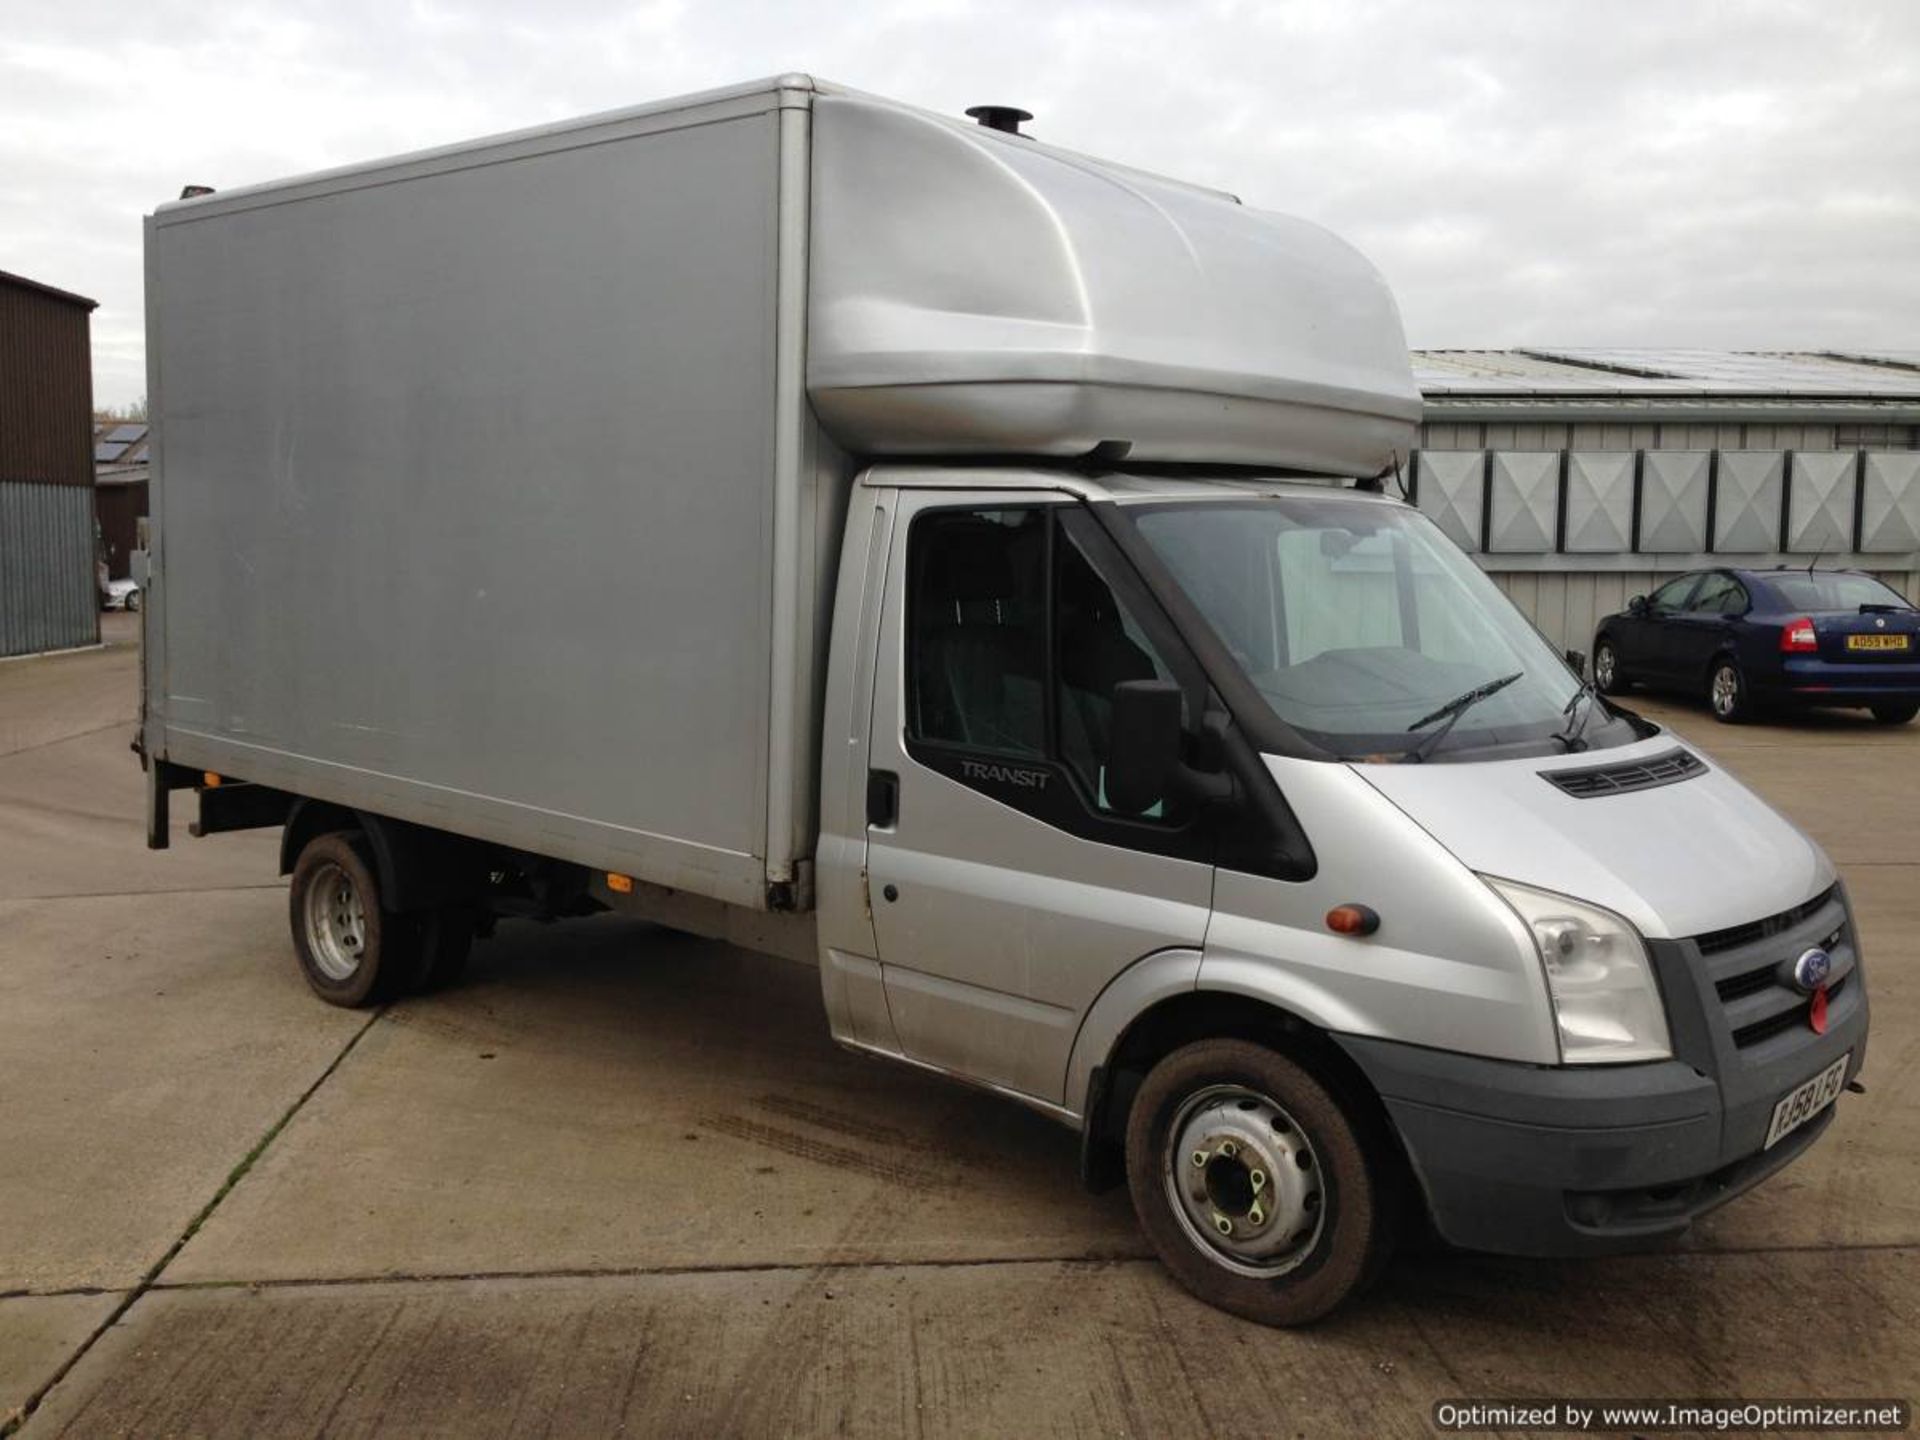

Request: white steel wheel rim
left=304, top=860, right=369, bottom=982
left=1712, top=665, right=1739, bottom=716
left=1594, top=646, right=1615, bottom=689
left=1163, top=1085, right=1325, bottom=1277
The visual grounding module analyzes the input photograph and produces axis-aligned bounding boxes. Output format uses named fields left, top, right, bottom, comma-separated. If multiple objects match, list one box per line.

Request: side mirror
left=1107, top=680, right=1183, bottom=816
left=1565, top=648, right=1587, bottom=680
left=1626, top=595, right=1648, bottom=616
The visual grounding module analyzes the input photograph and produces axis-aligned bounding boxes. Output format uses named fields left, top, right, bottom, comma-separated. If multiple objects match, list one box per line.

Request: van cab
left=814, top=464, right=1868, bottom=1324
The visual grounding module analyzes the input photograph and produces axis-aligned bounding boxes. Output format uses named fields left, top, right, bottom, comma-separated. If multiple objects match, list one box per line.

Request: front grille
left=1713, top=917, right=1845, bottom=1001
left=1691, top=886, right=1851, bottom=1052
left=1698, top=885, right=1837, bottom=957
left=1543, top=748, right=1705, bottom=799
left=1730, top=974, right=1848, bottom=1049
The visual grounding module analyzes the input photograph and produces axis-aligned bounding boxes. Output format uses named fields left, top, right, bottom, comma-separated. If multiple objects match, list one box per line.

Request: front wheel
left=1870, top=701, right=1919, bottom=725
left=1708, top=657, right=1751, bottom=723
left=1124, top=1039, right=1394, bottom=1326
left=1593, top=638, right=1627, bottom=695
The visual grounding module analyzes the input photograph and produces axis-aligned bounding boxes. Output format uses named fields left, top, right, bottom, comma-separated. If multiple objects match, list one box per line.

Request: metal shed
left=1409, top=348, right=1920, bottom=651
left=0, top=269, right=100, bottom=657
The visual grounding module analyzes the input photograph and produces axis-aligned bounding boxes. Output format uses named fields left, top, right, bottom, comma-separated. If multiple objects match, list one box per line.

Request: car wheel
left=1870, top=701, right=1919, bottom=725
left=125, top=589, right=142, bottom=612
left=1124, top=1038, right=1394, bottom=1326
left=288, top=831, right=417, bottom=1007
left=1708, top=657, right=1750, bottom=724
left=1593, top=639, right=1627, bottom=695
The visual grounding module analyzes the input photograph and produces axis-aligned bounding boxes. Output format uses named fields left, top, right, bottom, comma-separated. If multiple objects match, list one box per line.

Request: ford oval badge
left=1793, top=947, right=1832, bottom=993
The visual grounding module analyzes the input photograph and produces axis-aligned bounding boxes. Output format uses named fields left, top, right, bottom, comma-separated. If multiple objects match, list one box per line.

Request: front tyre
left=289, top=831, right=410, bottom=1007
left=1124, top=1039, right=1393, bottom=1326
left=1870, top=701, right=1918, bottom=725
left=1708, top=657, right=1750, bottom=723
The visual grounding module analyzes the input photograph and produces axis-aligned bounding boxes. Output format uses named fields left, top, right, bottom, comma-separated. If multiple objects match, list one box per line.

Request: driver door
left=862, top=492, right=1216, bottom=1106
left=1633, top=572, right=1703, bottom=682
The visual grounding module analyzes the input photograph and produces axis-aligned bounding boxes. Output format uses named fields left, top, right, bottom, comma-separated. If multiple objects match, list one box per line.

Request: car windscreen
left=1766, top=572, right=1916, bottom=613
left=1129, top=497, right=1588, bottom=760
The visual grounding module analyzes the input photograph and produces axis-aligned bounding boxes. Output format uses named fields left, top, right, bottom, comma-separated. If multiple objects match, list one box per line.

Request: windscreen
left=1767, top=572, right=1915, bottom=613
left=1132, top=497, right=1586, bottom=759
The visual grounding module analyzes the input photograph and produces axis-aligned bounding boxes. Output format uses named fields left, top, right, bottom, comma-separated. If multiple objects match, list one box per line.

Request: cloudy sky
left=4, top=0, right=1916, bottom=408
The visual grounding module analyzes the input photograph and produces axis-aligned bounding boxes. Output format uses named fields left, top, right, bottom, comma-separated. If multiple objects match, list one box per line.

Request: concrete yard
left=2, top=615, right=1915, bottom=1436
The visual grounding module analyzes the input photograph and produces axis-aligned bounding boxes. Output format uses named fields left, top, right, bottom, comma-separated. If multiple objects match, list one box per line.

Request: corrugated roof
left=1413, top=348, right=1920, bottom=398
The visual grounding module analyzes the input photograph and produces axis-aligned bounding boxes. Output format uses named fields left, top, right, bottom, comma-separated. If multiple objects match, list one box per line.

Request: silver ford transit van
left=139, top=77, right=1868, bottom=1324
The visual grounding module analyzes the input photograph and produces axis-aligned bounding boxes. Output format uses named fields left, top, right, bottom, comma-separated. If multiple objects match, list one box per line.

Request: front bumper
left=1334, top=952, right=1868, bottom=1257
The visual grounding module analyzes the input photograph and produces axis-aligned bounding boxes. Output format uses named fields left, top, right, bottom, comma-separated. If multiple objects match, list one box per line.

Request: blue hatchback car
left=1593, top=568, right=1920, bottom=724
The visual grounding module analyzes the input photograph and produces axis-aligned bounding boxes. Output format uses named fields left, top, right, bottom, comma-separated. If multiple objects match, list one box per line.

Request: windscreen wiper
left=1401, top=672, right=1524, bottom=763
left=1553, top=678, right=1601, bottom=753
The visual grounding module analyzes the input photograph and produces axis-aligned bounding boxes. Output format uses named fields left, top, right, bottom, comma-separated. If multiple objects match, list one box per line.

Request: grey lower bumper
left=1335, top=996, right=1867, bottom=1257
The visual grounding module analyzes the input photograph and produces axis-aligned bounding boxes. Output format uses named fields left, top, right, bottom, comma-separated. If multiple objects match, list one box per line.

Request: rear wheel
left=1870, top=701, right=1919, bottom=725
left=1593, top=638, right=1627, bottom=695
left=289, top=831, right=416, bottom=1007
left=1708, top=657, right=1750, bottom=723
left=1124, top=1039, right=1394, bottom=1326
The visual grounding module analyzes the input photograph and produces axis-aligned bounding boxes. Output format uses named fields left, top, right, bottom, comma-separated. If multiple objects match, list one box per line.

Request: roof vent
left=965, top=105, right=1033, bottom=136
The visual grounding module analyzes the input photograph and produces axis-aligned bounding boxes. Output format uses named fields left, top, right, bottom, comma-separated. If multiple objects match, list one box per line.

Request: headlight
left=1484, top=877, right=1671, bottom=1064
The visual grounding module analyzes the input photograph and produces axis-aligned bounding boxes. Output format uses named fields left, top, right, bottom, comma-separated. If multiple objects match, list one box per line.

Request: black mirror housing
left=1626, top=594, right=1648, bottom=615
left=1106, top=679, right=1182, bottom=815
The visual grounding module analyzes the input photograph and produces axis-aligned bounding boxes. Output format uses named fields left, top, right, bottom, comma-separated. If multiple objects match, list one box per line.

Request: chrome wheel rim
left=303, top=860, right=368, bottom=982
left=1594, top=646, right=1615, bottom=689
left=1163, top=1085, right=1325, bottom=1277
left=1711, top=665, right=1739, bottom=716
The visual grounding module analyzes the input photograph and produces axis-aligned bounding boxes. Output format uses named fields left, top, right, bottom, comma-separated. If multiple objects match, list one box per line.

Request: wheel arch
left=1077, top=987, right=1414, bottom=1209
left=280, top=801, right=486, bottom=912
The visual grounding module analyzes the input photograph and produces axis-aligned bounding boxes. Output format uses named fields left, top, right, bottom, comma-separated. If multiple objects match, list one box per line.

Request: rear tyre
left=403, top=907, right=478, bottom=994
left=1593, top=639, right=1627, bottom=695
left=1708, top=657, right=1750, bottom=724
left=1124, top=1038, right=1394, bottom=1327
left=1870, top=701, right=1919, bottom=725
left=288, top=831, right=414, bottom=1007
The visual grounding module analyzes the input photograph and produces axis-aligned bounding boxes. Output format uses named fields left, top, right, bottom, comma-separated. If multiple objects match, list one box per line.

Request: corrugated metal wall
left=0, top=274, right=98, bottom=655
left=0, top=279, right=95, bottom=489
left=1406, top=435, right=1920, bottom=652
left=0, top=480, right=98, bottom=657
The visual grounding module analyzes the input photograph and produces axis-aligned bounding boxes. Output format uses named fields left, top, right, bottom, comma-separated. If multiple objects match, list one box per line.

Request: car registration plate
left=1846, top=633, right=1910, bottom=651
left=1764, top=1053, right=1850, bottom=1149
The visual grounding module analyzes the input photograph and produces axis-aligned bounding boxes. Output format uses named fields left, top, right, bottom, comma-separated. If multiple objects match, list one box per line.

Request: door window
left=906, top=509, right=1046, bottom=759
left=1648, top=574, right=1700, bottom=615
left=1688, top=573, right=1748, bottom=615
left=905, top=505, right=1190, bottom=821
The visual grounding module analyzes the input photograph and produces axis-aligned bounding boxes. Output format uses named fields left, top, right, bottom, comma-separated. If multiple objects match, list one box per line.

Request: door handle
left=866, top=770, right=899, bottom=828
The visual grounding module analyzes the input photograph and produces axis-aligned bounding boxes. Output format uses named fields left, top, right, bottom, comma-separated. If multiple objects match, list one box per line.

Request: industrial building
left=1409, top=348, right=1920, bottom=653
left=93, top=419, right=150, bottom=581
left=0, top=268, right=99, bottom=657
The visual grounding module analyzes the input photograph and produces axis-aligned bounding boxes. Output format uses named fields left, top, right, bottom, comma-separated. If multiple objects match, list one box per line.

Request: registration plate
left=1764, top=1052, right=1850, bottom=1149
left=1846, top=633, right=1911, bottom=651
